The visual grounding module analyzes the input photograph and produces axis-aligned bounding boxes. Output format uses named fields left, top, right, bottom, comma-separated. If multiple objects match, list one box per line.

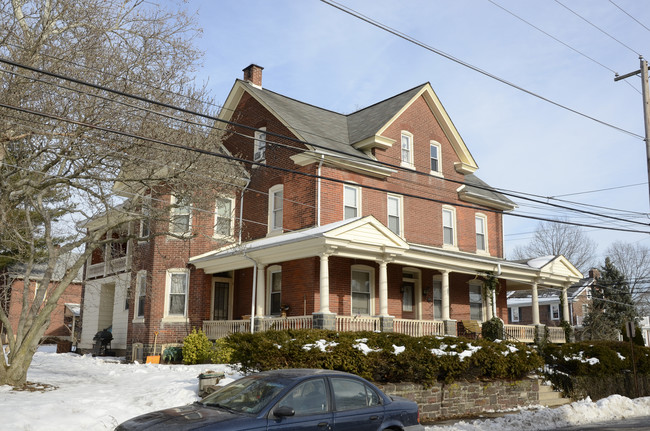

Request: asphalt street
left=550, top=416, right=650, bottom=430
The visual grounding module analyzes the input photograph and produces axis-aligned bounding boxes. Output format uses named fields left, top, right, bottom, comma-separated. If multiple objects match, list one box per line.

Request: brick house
left=79, top=65, right=583, bottom=358
left=507, top=268, right=598, bottom=327
left=1, top=253, right=82, bottom=345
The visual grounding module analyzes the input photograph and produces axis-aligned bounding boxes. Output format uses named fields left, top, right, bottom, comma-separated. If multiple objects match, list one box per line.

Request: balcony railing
left=394, top=319, right=444, bottom=337
left=86, top=256, right=129, bottom=279
left=336, top=316, right=380, bottom=332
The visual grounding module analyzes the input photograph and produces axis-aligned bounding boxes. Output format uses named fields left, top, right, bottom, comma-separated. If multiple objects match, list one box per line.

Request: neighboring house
left=79, top=65, right=583, bottom=358
left=639, top=316, right=650, bottom=347
left=1, top=253, right=83, bottom=344
left=507, top=268, right=598, bottom=327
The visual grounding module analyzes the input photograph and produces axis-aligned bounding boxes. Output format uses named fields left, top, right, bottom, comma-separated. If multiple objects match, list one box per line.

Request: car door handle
left=369, top=416, right=379, bottom=420
left=318, top=422, right=329, bottom=428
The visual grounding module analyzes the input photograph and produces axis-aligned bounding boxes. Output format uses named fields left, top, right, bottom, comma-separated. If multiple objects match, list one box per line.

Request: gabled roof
left=507, top=276, right=595, bottom=306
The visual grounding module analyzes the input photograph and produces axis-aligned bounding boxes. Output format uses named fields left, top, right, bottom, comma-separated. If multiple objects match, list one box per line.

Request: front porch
left=202, top=315, right=566, bottom=344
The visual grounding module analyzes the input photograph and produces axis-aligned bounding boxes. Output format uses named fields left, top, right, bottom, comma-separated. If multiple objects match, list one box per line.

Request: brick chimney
left=589, top=268, right=600, bottom=279
left=242, top=64, right=263, bottom=87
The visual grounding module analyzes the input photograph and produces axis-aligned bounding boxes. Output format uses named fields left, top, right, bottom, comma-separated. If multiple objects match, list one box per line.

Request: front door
left=213, top=280, right=230, bottom=320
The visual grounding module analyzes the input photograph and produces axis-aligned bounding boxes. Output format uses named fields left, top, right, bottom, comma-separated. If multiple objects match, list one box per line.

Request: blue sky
left=182, top=0, right=650, bottom=263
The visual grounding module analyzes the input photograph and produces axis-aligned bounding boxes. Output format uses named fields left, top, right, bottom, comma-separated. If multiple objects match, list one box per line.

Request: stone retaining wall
left=377, top=378, right=539, bottom=423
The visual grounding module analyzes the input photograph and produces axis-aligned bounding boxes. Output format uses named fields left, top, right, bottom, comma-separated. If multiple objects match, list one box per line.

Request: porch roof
left=189, top=216, right=582, bottom=288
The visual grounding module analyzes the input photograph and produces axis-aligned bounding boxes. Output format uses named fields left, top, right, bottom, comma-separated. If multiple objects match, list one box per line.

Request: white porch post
left=319, top=253, right=330, bottom=314
left=561, top=283, right=570, bottom=323
left=531, top=281, right=540, bottom=325
left=256, top=265, right=266, bottom=317
left=379, top=261, right=388, bottom=317
left=486, top=290, right=494, bottom=320
left=441, top=270, right=450, bottom=321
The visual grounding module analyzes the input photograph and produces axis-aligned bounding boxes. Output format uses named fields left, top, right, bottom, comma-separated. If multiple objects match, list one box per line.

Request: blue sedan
left=116, top=368, right=424, bottom=431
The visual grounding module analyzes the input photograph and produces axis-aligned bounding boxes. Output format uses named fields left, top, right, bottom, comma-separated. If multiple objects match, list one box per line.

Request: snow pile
left=0, top=346, right=648, bottom=430
left=431, top=343, right=482, bottom=362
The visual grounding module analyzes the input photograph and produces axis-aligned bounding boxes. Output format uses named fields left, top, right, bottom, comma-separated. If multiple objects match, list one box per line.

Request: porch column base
left=444, top=320, right=457, bottom=337
left=253, top=316, right=267, bottom=333
left=535, top=324, right=546, bottom=344
left=379, top=316, right=394, bottom=333
left=313, top=313, right=336, bottom=330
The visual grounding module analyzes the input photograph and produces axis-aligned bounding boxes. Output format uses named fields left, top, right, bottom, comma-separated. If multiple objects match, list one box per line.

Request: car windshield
left=202, top=376, right=287, bottom=414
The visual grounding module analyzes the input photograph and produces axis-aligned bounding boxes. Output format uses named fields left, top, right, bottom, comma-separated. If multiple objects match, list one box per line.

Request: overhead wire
left=318, top=0, right=644, bottom=140
left=608, top=0, right=650, bottom=34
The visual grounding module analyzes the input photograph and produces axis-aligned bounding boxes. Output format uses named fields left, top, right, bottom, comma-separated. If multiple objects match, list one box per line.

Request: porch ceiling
left=189, top=216, right=582, bottom=288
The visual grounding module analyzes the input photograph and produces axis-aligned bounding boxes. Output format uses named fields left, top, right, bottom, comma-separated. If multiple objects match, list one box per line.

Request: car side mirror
left=273, top=406, right=295, bottom=418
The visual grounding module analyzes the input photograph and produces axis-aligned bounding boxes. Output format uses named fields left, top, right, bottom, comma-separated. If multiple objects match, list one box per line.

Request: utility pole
left=615, top=56, right=650, bottom=205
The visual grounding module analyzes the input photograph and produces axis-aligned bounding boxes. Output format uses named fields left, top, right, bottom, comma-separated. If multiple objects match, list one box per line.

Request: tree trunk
left=1, top=341, right=38, bottom=387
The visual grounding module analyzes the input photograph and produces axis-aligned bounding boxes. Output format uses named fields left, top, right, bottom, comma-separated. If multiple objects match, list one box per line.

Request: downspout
left=243, top=253, right=257, bottom=334
left=238, top=179, right=251, bottom=245
left=316, top=155, right=324, bottom=226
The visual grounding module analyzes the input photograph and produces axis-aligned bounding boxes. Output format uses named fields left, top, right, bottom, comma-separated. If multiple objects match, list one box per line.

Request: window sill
left=132, top=317, right=145, bottom=324
left=429, top=170, right=444, bottom=178
left=442, top=244, right=459, bottom=252
left=161, top=316, right=189, bottom=324
left=400, top=162, right=415, bottom=170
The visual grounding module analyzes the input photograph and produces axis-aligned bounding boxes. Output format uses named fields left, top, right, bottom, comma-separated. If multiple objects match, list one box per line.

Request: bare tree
left=510, top=220, right=596, bottom=274
left=0, top=0, right=241, bottom=387
left=606, top=241, right=650, bottom=316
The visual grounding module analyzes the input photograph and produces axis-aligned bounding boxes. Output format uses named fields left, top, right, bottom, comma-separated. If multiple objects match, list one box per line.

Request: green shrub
left=182, top=328, right=213, bottom=365
left=210, top=337, right=234, bottom=364
left=481, top=318, right=504, bottom=341
left=223, top=329, right=542, bottom=385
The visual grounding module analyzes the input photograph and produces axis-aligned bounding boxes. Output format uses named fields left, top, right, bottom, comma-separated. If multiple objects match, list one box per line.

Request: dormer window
left=400, top=131, right=414, bottom=168
left=254, top=127, right=267, bottom=162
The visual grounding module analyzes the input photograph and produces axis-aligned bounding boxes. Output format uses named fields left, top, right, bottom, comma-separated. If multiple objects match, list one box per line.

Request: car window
left=276, top=379, right=329, bottom=416
left=331, top=378, right=381, bottom=411
left=202, top=376, right=286, bottom=414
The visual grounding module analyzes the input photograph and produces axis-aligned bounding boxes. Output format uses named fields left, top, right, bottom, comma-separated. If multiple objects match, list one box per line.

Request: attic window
left=430, top=141, right=442, bottom=175
left=254, top=127, right=266, bottom=162
left=400, top=131, right=414, bottom=168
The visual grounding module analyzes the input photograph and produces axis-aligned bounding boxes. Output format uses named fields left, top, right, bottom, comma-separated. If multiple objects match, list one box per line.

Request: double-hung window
left=550, top=304, right=560, bottom=320
left=510, top=306, right=520, bottom=323
left=400, top=131, right=414, bottom=168
left=269, top=268, right=282, bottom=316
left=215, top=197, right=234, bottom=237
left=430, top=142, right=441, bottom=174
left=136, top=271, right=146, bottom=318
left=351, top=267, right=372, bottom=315
left=469, top=281, right=484, bottom=321
left=442, top=207, right=456, bottom=247
left=254, top=127, right=267, bottom=162
left=387, top=195, right=402, bottom=236
left=166, top=270, right=189, bottom=318
left=432, top=278, right=442, bottom=320
left=169, top=195, right=191, bottom=235
left=269, top=185, right=283, bottom=233
left=344, top=185, right=360, bottom=219
left=475, top=214, right=487, bottom=253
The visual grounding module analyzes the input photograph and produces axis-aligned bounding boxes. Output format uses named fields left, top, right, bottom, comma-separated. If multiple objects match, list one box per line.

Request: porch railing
left=336, top=316, right=380, bottom=332
left=548, top=326, right=567, bottom=344
left=394, top=319, right=444, bottom=337
left=86, top=256, right=129, bottom=279
left=503, top=324, right=536, bottom=343
left=203, top=319, right=251, bottom=339
left=257, top=316, right=314, bottom=332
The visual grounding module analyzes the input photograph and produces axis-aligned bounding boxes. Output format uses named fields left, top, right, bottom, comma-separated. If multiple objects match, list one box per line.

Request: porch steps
left=537, top=380, right=572, bottom=407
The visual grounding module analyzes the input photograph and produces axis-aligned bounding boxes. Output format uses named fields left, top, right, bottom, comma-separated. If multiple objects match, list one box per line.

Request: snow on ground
left=0, top=346, right=648, bottom=430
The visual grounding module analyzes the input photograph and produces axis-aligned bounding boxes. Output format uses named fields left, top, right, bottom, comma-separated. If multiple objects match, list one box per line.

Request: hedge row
left=223, top=329, right=542, bottom=385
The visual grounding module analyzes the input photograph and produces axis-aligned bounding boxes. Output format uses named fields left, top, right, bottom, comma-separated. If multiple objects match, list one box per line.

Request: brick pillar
left=379, top=316, right=394, bottom=333
left=444, top=320, right=457, bottom=336
left=313, top=313, right=336, bottom=330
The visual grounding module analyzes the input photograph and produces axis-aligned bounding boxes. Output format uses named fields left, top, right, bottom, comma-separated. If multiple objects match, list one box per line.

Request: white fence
left=504, top=324, right=536, bottom=343
left=336, top=316, right=380, bottom=332
left=394, top=319, right=444, bottom=337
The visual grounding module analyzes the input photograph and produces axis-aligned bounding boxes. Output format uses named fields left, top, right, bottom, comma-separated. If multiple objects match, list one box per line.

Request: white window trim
left=351, top=264, right=375, bottom=316
left=429, top=141, right=443, bottom=177
left=211, top=274, right=234, bottom=321
left=253, top=127, right=267, bottom=163
left=267, top=265, right=282, bottom=316
left=402, top=268, right=421, bottom=318
left=400, top=131, right=415, bottom=169
left=268, top=184, right=284, bottom=236
left=133, top=270, right=146, bottom=323
left=162, top=268, right=189, bottom=323
left=510, top=306, right=520, bottom=323
left=475, top=213, right=489, bottom=255
left=550, top=304, right=560, bottom=320
left=214, top=196, right=235, bottom=239
left=387, top=194, right=404, bottom=237
left=469, top=280, right=486, bottom=322
left=432, top=275, right=443, bottom=321
left=168, top=194, right=192, bottom=237
left=442, top=206, right=458, bottom=250
left=343, top=184, right=361, bottom=220
left=139, top=194, right=152, bottom=241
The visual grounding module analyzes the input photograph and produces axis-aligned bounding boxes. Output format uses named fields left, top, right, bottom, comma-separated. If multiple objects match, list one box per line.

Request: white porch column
left=561, top=284, right=570, bottom=323
left=319, top=253, right=331, bottom=314
left=441, top=270, right=450, bottom=321
left=531, top=281, right=540, bottom=325
left=379, top=261, right=389, bottom=317
left=486, top=290, right=494, bottom=320
left=256, top=265, right=266, bottom=317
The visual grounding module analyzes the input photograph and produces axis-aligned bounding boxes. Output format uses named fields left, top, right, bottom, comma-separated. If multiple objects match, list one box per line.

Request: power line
left=318, top=0, right=644, bottom=140
left=4, top=57, right=650, bottom=231
left=554, top=0, right=641, bottom=56
left=608, top=0, right=650, bottom=34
